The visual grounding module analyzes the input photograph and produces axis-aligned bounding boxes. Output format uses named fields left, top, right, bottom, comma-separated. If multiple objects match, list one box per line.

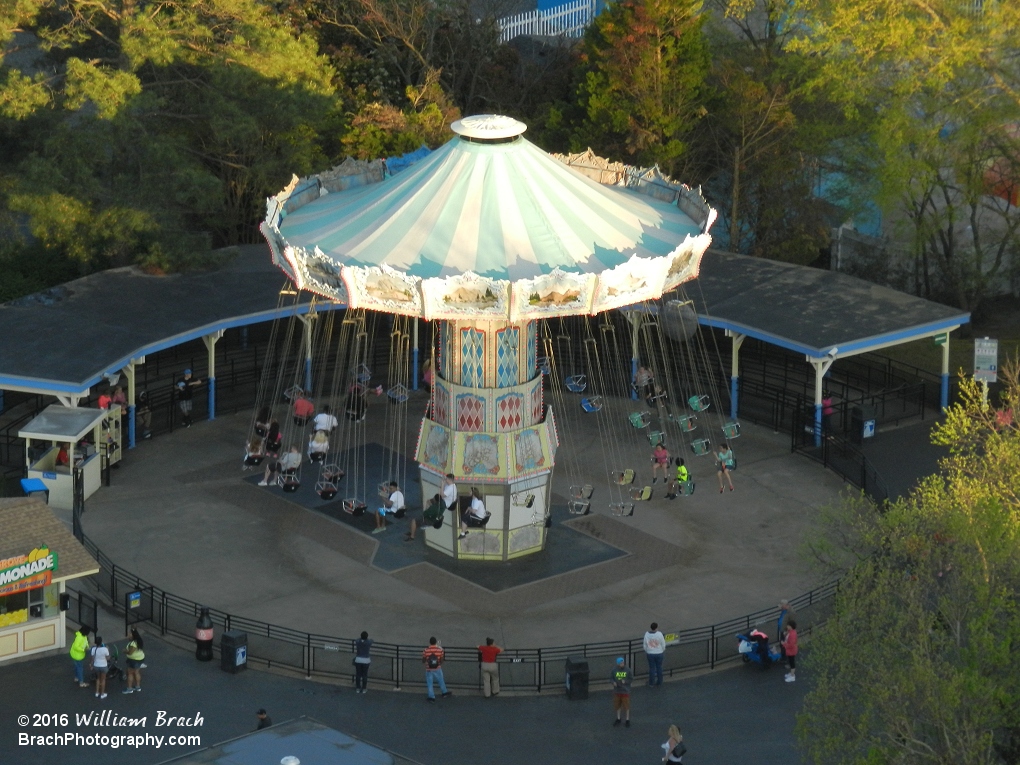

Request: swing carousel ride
left=256, top=114, right=732, bottom=563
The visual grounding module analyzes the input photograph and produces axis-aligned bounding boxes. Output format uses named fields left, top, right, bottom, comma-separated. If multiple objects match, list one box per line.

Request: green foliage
left=799, top=364, right=1020, bottom=764
left=572, top=0, right=711, bottom=176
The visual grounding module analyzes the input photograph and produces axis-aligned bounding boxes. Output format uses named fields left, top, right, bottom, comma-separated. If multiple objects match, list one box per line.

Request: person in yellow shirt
left=123, top=628, right=146, bottom=694
left=70, top=625, right=91, bottom=688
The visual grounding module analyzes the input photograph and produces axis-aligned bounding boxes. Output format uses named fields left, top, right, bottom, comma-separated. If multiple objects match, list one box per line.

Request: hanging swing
left=722, top=421, right=742, bottom=439
left=511, top=491, right=535, bottom=509
left=610, top=502, right=635, bottom=517
left=612, top=469, right=636, bottom=485
left=315, top=480, right=339, bottom=500
left=688, top=394, right=710, bottom=412
left=630, top=485, right=653, bottom=501
left=629, top=411, right=652, bottom=428
left=691, top=438, right=712, bottom=456
left=565, top=374, right=587, bottom=393
left=568, top=500, right=591, bottom=515
left=570, top=484, right=594, bottom=500
left=647, top=430, right=665, bottom=446
left=386, top=383, right=410, bottom=404
left=580, top=395, right=603, bottom=413
left=537, top=356, right=552, bottom=375
left=670, top=413, right=697, bottom=432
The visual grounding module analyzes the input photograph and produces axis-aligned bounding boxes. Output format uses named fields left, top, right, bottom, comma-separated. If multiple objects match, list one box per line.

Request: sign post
left=974, top=337, right=998, bottom=406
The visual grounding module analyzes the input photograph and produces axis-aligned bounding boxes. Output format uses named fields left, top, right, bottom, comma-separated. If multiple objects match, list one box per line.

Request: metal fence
left=498, top=0, right=598, bottom=43
left=72, top=496, right=835, bottom=692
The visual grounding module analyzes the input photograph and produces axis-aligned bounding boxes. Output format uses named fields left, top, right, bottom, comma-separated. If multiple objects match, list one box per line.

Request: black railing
left=74, top=524, right=836, bottom=692
left=790, top=414, right=891, bottom=503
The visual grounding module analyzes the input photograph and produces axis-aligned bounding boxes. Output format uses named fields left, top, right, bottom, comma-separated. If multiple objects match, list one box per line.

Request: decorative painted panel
left=460, top=328, right=484, bottom=388
left=512, top=427, right=548, bottom=473
left=495, top=393, right=524, bottom=432
left=531, top=383, right=544, bottom=425
left=417, top=420, right=452, bottom=474
left=456, top=393, right=486, bottom=432
left=433, top=382, right=450, bottom=427
left=526, top=321, right=537, bottom=380
left=459, top=433, right=502, bottom=476
left=496, top=327, right=520, bottom=388
left=440, top=322, right=453, bottom=382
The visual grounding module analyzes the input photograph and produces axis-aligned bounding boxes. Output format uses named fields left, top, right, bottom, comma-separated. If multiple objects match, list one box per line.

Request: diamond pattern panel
left=441, top=322, right=452, bottom=381
left=433, top=383, right=450, bottom=427
left=527, top=321, right=537, bottom=380
left=496, top=393, right=524, bottom=432
left=460, top=328, right=484, bottom=388
left=496, top=327, right=520, bottom=388
left=457, top=394, right=485, bottom=432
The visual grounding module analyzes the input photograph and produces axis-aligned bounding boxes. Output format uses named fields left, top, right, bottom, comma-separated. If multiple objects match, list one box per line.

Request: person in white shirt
left=260, top=445, right=301, bottom=486
left=313, top=406, right=338, bottom=433
left=442, top=473, right=458, bottom=511
left=91, top=636, right=111, bottom=699
left=459, top=487, right=487, bottom=538
left=374, top=481, right=405, bottom=533
left=643, top=622, right=666, bottom=686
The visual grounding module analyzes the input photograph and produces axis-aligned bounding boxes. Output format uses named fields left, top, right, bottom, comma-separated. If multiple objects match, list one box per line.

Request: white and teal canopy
left=261, top=115, right=716, bottom=320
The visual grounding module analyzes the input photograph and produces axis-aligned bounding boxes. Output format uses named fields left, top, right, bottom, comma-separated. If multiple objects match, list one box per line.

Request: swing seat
left=464, top=511, right=491, bottom=528
left=610, top=502, right=635, bottom=517
left=283, top=385, right=304, bottom=402
left=280, top=478, right=301, bottom=493
left=568, top=500, right=591, bottom=515
left=671, top=413, right=697, bottom=432
left=512, top=493, right=535, bottom=508
left=387, top=384, right=409, bottom=403
left=688, top=394, right=711, bottom=412
left=294, top=417, right=309, bottom=427
left=308, top=451, right=326, bottom=463
left=680, top=480, right=696, bottom=496
left=691, top=438, right=712, bottom=456
left=613, top=469, right=636, bottom=485
left=630, top=485, right=653, bottom=501
left=565, top=375, right=587, bottom=393
left=342, top=499, right=367, bottom=516
left=581, top=396, right=603, bottom=413
left=244, top=454, right=265, bottom=467
left=537, top=356, right=552, bottom=375
left=322, top=465, right=344, bottom=482
left=647, top=430, right=665, bottom=446
left=629, top=411, right=652, bottom=428
left=570, top=484, right=594, bottom=500
left=316, top=482, right=338, bottom=500
left=722, top=421, right=742, bottom=439
left=352, top=364, right=372, bottom=383
left=254, top=425, right=268, bottom=438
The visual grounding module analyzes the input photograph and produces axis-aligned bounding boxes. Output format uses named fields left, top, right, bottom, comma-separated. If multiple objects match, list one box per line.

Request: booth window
left=0, top=584, right=60, bottom=627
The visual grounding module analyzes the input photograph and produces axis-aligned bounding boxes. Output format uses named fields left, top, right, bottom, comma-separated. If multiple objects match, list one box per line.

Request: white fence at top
left=498, top=0, right=598, bottom=44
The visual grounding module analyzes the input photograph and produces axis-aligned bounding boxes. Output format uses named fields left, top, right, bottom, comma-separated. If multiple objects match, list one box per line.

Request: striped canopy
left=262, top=119, right=715, bottom=320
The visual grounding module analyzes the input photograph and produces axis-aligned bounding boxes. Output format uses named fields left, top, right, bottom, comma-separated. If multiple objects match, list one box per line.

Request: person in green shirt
left=667, top=458, right=691, bottom=500
left=611, top=657, right=633, bottom=727
left=70, top=625, right=91, bottom=688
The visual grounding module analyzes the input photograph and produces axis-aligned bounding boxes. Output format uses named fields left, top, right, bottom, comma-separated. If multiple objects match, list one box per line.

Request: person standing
left=90, top=635, right=110, bottom=699
left=353, top=631, right=372, bottom=694
left=422, top=637, right=452, bottom=701
left=477, top=637, right=503, bottom=698
left=136, top=390, right=152, bottom=440
left=374, top=481, right=405, bottom=533
left=176, top=369, right=203, bottom=428
left=611, top=657, right=632, bottom=727
left=70, top=625, right=91, bottom=688
left=777, top=599, right=797, bottom=661
left=255, top=709, right=272, bottom=730
left=643, top=623, right=666, bottom=686
left=822, top=392, right=834, bottom=436
left=661, top=725, right=686, bottom=763
left=716, top=442, right=735, bottom=493
left=782, top=620, right=798, bottom=683
left=123, top=628, right=145, bottom=693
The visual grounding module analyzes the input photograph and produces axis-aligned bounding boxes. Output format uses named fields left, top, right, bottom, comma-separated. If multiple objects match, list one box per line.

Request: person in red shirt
left=97, top=391, right=112, bottom=409
left=55, top=444, right=70, bottom=467
left=477, top=637, right=503, bottom=698
left=781, top=620, right=798, bottom=683
left=293, top=395, right=314, bottom=425
left=422, top=637, right=452, bottom=701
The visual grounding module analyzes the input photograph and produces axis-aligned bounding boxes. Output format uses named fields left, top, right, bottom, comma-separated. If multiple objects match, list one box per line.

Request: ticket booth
left=19, top=405, right=121, bottom=511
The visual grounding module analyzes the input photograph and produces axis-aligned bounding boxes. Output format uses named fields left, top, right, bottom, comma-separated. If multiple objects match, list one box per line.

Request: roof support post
left=56, top=394, right=83, bottom=408
left=413, top=319, right=420, bottom=391
left=123, top=361, right=137, bottom=449
left=297, top=310, right=317, bottom=394
left=726, top=331, right=746, bottom=420
left=202, top=331, right=225, bottom=421
left=809, top=354, right=837, bottom=447
left=941, top=333, right=951, bottom=411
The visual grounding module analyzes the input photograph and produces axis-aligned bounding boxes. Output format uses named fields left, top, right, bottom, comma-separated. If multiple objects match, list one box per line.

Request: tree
left=799, top=365, right=1020, bottom=764
left=571, top=0, right=712, bottom=177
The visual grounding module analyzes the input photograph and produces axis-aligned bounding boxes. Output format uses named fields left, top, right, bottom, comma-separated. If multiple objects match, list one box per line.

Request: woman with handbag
left=662, top=725, right=686, bottom=763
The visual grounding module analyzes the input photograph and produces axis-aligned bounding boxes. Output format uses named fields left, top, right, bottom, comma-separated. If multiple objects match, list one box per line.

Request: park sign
left=0, top=546, right=58, bottom=597
left=974, top=338, right=998, bottom=383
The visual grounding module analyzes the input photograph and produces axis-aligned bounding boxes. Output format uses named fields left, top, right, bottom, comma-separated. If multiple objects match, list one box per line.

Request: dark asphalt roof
left=0, top=247, right=969, bottom=395
left=693, top=251, right=969, bottom=357
left=0, top=245, right=330, bottom=394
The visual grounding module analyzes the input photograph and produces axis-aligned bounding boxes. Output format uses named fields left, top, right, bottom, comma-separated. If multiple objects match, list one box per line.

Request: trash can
left=565, top=657, right=589, bottom=700
left=220, top=630, right=248, bottom=674
left=850, top=405, right=877, bottom=445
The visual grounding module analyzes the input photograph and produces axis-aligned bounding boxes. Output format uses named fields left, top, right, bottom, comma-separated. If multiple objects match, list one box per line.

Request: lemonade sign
left=0, top=546, right=58, bottom=597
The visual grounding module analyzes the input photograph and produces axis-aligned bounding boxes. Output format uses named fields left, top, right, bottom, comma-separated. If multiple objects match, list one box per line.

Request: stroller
left=89, top=645, right=124, bottom=683
left=737, top=628, right=781, bottom=667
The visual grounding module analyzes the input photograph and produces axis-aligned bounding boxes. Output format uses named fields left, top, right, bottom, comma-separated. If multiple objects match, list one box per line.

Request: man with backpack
left=422, top=637, right=453, bottom=701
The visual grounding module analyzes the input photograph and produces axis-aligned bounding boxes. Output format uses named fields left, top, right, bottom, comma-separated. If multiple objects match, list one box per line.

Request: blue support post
left=304, top=358, right=312, bottom=394
left=0, top=389, right=4, bottom=413
left=631, top=357, right=639, bottom=400
left=413, top=347, right=420, bottom=391
left=814, top=403, right=823, bottom=447
left=730, top=376, right=739, bottom=420
left=208, top=377, right=216, bottom=421
left=128, top=405, right=136, bottom=449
